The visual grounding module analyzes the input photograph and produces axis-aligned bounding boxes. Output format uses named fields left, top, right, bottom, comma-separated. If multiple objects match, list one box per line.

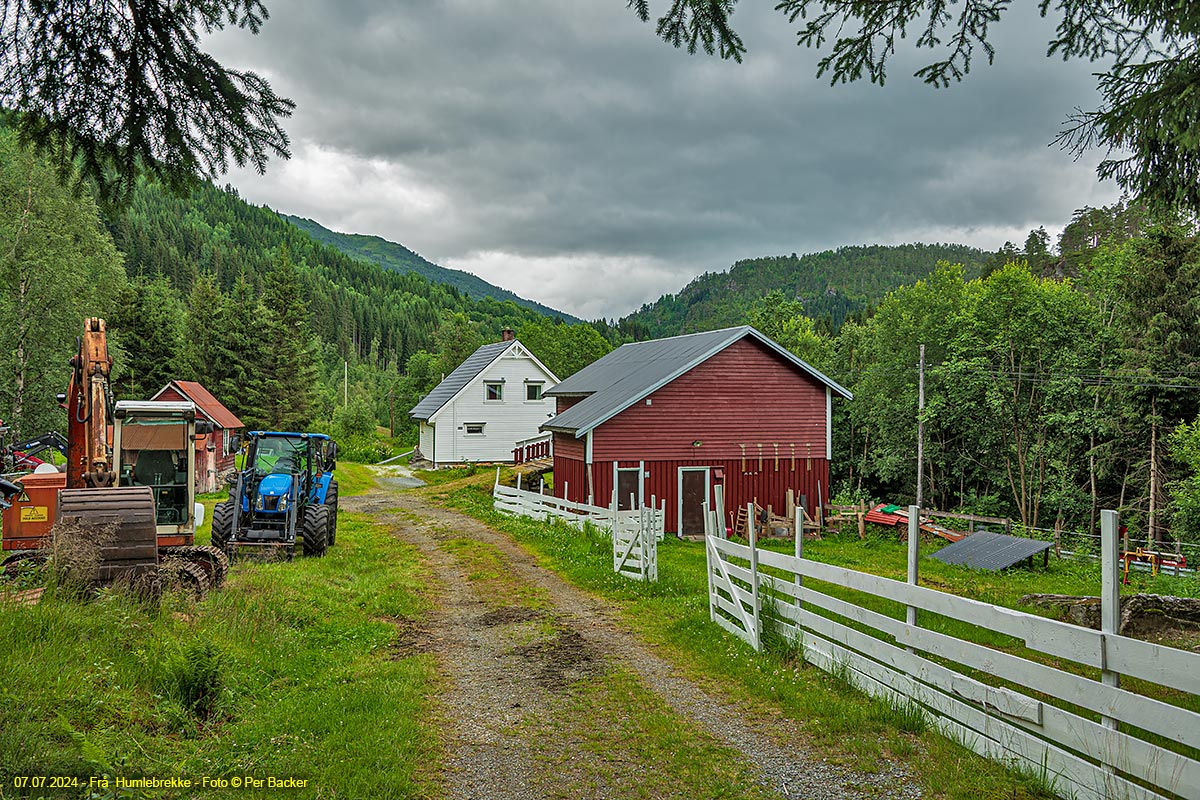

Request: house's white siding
left=418, top=421, right=436, bottom=464
left=430, top=343, right=557, bottom=464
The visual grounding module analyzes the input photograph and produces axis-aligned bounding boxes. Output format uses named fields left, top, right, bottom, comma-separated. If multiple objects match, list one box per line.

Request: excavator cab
left=112, top=401, right=207, bottom=544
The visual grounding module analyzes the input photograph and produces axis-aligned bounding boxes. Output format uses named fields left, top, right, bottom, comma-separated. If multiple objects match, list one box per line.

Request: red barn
left=542, top=326, right=852, bottom=536
left=151, top=380, right=245, bottom=493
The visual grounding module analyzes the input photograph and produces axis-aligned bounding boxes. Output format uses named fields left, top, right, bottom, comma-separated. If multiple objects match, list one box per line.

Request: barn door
left=678, top=468, right=710, bottom=536
left=616, top=467, right=641, bottom=510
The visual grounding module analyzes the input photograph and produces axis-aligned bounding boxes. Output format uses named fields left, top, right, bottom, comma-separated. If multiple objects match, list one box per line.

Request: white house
left=410, top=330, right=560, bottom=467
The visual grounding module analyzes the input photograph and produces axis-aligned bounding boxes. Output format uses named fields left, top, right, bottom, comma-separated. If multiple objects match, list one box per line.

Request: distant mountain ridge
left=284, top=214, right=578, bottom=322
left=618, top=243, right=989, bottom=338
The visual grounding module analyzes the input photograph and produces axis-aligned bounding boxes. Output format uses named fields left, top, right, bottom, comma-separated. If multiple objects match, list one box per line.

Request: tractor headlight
left=255, top=494, right=265, bottom=511
left=278, top=494, right=289, bottom=512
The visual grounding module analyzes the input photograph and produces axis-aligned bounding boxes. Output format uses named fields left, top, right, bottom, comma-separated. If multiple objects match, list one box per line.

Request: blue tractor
left=211, top=432, right=338, bottom=560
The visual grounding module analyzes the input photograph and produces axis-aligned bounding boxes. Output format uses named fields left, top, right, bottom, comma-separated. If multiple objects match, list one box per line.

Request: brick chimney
left=501, top=327, right=515, bottom=342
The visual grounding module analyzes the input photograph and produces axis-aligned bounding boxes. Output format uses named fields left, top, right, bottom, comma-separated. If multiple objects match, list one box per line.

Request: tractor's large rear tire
left=210, top=502, right=234, bottom=550
left=326, top=479, right=339, bottom=546
left=302, top=504, right=329, bottom=557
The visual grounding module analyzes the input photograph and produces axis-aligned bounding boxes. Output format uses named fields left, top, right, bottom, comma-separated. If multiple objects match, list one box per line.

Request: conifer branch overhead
left=0, top=0, right=294, bottom=208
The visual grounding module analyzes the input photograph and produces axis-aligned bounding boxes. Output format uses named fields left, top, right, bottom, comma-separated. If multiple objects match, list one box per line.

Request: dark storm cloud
left=209, top=0, right=1118, bottom=318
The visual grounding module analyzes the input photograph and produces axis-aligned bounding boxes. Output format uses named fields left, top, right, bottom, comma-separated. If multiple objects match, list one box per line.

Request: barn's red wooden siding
left=553, top=431, right=584, bottom=460
left=590, top=338, right=828, bottom=463
left=557, top=456, right=829, bottom=534
left=549, top=337, right=837, bottom=533
left=553, top=455, right=588, bottom=503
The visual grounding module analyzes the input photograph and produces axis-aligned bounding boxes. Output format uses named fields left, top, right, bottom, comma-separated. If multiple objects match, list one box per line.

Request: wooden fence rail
left=704, top=496, right=1200, bottom=800
left=493, top=474, right=662, bottom=581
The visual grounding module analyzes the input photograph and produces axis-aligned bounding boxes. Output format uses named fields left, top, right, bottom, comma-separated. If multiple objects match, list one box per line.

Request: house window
left=465, top=423, right=485, bottom=435
left=526, top=382, right=543, bottom=401
left=485, top=382, right=503, bottom=401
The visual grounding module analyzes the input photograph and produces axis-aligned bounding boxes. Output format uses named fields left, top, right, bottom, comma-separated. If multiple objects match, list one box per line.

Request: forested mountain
left=109, top=181, right=546, bottom=372
left=618, top=243, right=988, bottom=338
left=284, top=215, right=578, bottom=322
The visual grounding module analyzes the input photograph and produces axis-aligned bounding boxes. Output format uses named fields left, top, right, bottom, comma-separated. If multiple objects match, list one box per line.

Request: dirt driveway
left=344, top=483, right=921, bottom=800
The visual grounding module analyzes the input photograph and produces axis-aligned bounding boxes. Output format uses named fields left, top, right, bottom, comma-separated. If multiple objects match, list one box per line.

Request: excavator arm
left=65, top=318, right=116, bottom=488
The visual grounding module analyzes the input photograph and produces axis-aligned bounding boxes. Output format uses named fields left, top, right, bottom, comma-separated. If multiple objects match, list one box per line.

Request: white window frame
left=464, top=423, right=486, bottom=436
left=525, top=382, right=544, bottom=402
left=485, top=382, right=504, bottom=402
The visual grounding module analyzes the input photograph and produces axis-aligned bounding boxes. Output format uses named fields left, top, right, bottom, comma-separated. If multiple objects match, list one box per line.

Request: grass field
left=0, top=466, right=441, bottom=799
left=434, top=473, right=1199, bottom=800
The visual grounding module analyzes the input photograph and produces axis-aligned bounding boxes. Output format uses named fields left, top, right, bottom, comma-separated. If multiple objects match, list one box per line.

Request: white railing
left=492, top=470, right=663, bottom=581
left=704, top=493, right=1200, bottom=800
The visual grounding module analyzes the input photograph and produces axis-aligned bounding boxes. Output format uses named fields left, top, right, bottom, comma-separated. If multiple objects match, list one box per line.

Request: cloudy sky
left=209, top=0, right=1120, bottom=319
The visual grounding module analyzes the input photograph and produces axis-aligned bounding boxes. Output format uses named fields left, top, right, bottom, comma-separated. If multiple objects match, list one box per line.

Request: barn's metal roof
left=409, top=341, right=512, bottom=420
left=543, top=325, right=852, bottom=437
left=152, top=380, right=244, bottom=429
left=930, top=531, right=1052, bottom=571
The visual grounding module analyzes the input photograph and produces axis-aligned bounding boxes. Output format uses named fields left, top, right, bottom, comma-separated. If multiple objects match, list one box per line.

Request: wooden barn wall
left=552, top=455, right=588, bottom=503
left=556, top=396, right=583, bottom=414
left=553, top=431, right=584, bottom=460
left=557, top=455, right=830, bottom=534
left=590, top=338, right=830, bottom=463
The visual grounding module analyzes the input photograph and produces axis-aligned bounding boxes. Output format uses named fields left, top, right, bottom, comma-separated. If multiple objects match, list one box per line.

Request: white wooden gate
left=492, top=471, right=662, bottom=581
left=704, top=487, right=761, bottom=651
left=612, top=508, right=658, bottom=582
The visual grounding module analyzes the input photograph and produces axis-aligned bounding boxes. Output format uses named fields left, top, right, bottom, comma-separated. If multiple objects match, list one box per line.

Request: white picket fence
left=704, top=491, right=1200, bottom=800
left=492, top=472, right=662, bottom=581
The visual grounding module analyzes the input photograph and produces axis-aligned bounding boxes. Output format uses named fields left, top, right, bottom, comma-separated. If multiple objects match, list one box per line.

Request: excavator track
left=56, top=487, right=158, bottom=589
left=159, top=558, right=210, bottom=599
left=161, top=545, right=229, bottom=589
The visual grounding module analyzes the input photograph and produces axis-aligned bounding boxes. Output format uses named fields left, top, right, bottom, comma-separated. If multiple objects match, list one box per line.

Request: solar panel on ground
left=930, top=531, right=1052, bottom=571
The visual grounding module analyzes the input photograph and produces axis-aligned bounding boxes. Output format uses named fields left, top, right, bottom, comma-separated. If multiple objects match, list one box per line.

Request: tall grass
left=0, top=488, right=440, bottom=798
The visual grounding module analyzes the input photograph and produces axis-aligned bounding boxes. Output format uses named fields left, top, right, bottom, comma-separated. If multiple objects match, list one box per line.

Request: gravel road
left=345, top=483, right=922, bottom=800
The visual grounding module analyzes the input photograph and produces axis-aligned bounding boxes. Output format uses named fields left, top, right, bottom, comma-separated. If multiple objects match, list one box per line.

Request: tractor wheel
left=211, top=502, right=234, bottom=549
left=302, top=504, right=330, bottom=557
left=325, top=479, right=339, bottom=545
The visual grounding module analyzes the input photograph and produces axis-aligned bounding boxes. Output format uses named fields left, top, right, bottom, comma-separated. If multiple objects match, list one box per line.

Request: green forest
left=3, top=125, right=1200, bottom=550
left=0, top=127, right=606, bottom=462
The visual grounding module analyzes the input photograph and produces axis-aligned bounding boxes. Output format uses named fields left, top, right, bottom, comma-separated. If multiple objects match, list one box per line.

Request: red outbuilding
left=542, top=326, right=852, bottom=536
left=151, top=380, right=245, bottom=493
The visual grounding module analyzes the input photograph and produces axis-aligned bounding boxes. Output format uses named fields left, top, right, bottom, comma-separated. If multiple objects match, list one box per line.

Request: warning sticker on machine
left=20, top=506, right=48, bottom=523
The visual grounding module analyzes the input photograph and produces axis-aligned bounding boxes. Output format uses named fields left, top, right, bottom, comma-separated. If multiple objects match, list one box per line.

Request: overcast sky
left=209, top=0, right=1120, bottom=320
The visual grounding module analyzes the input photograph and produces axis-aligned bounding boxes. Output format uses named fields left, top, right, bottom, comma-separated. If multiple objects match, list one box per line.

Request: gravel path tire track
left=345, top=487, right=922, bottom=800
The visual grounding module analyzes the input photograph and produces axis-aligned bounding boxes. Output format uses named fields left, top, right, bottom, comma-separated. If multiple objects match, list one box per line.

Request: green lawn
left=434, top=474, right=1199, bottom=800
left=0, top=468, right=441, bottom=799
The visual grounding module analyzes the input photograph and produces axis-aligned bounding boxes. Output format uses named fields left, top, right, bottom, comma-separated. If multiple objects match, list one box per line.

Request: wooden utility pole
left=389, top=386, right=395, bottom=437
left=916, top=344, right=925, bottom=510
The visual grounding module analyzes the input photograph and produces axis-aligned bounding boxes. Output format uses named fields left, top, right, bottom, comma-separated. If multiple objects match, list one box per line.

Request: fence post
left=1100, top=509, right=1121, bottom=778
left=906, top=504, right=919, bottom=653
left=494, top=465, right=501, bottom=488
left=704, top=500, right=716, bottom=622
left=794, top=507, right=803, bottom=615
left=748, top=504, right=762, bottom=652
left=516, top=472, right=522, bottom=492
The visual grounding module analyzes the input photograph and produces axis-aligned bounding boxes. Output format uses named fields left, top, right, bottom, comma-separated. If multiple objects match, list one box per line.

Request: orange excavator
left=1, top=318, right=227, bottom=595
